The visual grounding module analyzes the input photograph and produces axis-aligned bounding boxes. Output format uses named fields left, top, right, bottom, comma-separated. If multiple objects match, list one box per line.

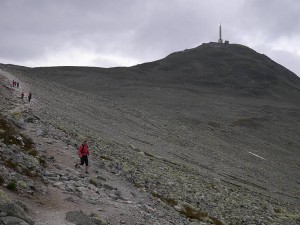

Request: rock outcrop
left=0, top=189, right=33, bottom=225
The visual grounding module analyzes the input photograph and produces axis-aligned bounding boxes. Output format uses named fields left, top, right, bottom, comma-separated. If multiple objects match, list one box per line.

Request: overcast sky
left=0, top=0, right=299, bottom=76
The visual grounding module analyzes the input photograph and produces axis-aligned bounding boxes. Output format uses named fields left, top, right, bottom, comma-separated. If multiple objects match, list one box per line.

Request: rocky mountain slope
left=0, top=42, right=300, bottom=225
left=0, top=70, right=189, bottom=225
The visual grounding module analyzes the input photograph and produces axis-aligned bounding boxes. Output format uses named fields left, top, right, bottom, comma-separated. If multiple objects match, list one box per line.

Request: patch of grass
left=28, top=149, right=38, bottom=156
left=208, top=216, right=226, bottom=225
left=274, top=208, right=282, bottom=213
left=99, top=155, right=113, bottom=161
left=0, top=115, right=42, bottom=170
left=165, top=198, right=178, bottom=206
left=89, top=179, right=98, bottom=187
left=150, top=191, right=158, bottom=197
left=22, top=168, right=35, bottom=177
left=182, top=204, right=225, bottom=225
left=134, top=182, right=143, bottom=188
left=0, top=117, right=35, bottom=152
left=149, top=191, right=225, bottom=225
left=7, top=181, right=17, bottom=191
left=5, top=159, right=18, bottom=170
left=12, top=111, right=22, bottom=119
left=183, top=204, right=208, bottom=221
left=207, top=183, right=219, bottom=191
left=0, top=118, right=19, bottom=145
left=38, top=157, right=47, bottom=167
left=0, top=175, right=4, bottom=185
left=20, top=135, right=35, bottom=152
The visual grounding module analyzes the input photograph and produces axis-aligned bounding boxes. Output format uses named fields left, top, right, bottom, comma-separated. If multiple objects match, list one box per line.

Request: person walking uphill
left=28, top=92, right=32, bottom=102
left=77, top=140, right=90, bottom=174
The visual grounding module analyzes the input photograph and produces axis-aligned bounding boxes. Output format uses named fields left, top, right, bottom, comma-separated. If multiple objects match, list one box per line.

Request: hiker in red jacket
left=77, top=140, right=90, bottom=173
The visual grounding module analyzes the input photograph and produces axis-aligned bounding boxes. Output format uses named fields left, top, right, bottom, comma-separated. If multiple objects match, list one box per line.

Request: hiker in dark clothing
left=21, top=92, right=24, bottom=100
left=28, top=92, right=32, bottom=102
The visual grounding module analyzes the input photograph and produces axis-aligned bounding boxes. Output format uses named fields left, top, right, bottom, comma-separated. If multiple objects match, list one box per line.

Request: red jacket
left=78, top=144, right=89, bottom=157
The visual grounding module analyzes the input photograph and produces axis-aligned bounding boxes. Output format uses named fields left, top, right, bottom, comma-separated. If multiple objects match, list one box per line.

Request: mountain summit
left=134, top=42, right=300, bottom=99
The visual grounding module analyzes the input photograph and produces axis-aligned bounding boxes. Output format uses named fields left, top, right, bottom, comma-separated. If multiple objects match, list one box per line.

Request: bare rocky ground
left=0, top=70, right=190, bottom=225
left=0, top=62, right=300, bottom=225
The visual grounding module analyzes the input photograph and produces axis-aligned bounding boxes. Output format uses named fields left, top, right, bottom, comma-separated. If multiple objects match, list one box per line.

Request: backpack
left=80, top=144, right=85, bottom=153
left=80, top=144, right=88, bottom=155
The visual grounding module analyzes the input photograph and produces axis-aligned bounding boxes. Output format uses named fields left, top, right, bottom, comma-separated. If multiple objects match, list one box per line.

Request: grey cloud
left=270, top=50, right=300, bottom=76
left=0, top=0, right=299, bottom=76
left=241, top=0, right=300, bottom=36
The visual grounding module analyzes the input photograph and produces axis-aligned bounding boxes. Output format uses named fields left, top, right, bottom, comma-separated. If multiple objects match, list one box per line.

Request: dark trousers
left=80, top=155, right=89, bottom=166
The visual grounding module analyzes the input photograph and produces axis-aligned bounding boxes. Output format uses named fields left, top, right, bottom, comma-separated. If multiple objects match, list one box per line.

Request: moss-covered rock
left=0, top=188, right=10, bottom=205
left=66, top=210, right=107, bottom=225
left=0, top=188, right=33, bottom=224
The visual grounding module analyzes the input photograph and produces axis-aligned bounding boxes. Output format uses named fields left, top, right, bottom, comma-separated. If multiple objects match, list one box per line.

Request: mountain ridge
left=2, top=43, right=300, bottom=102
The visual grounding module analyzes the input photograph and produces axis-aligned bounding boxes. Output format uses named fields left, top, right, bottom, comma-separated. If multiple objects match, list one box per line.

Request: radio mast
left=218, top=23, right=223, bottom=43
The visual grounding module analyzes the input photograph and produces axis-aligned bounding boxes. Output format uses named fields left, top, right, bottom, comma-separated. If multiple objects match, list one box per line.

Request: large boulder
left=66, top=210, right=107, bottom=225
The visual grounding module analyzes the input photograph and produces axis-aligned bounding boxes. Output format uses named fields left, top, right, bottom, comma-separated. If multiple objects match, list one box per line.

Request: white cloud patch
left=270, top=36, right=300, bottom=56
left=18, top=47, right=140, bottom=68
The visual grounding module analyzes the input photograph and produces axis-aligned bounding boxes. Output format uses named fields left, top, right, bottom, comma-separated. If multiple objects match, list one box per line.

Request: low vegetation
left=6, top=181, right=17, bottom=191
left=0, top=114, right=46, bottom=177
left=0, top=116, right=35, bottom=152
left=0, top=175, right=4, bottom=185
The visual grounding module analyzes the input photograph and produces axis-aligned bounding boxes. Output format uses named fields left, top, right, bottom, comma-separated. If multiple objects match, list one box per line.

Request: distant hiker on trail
left=16, top=82, right=19, bottom=88
left=28, top=92, right=32, bottom=102
left=76, top=140, right=90, bottom=174
left=21, top=92, right=24, bottom=99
